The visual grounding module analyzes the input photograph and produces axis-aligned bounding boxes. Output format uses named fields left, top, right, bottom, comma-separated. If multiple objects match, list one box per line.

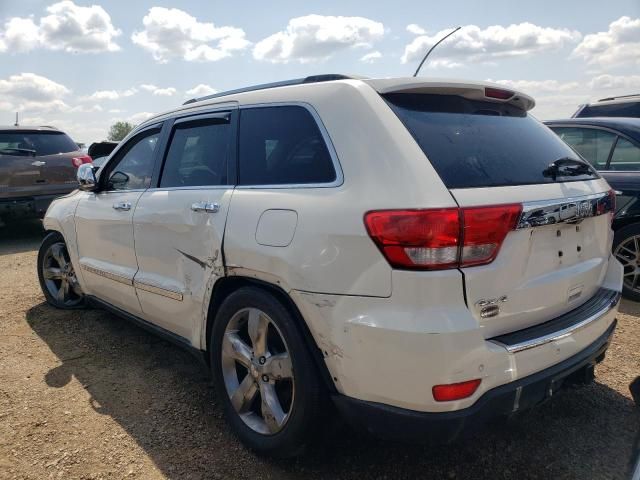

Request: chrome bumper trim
left=490, top=291, right=621, bottom=353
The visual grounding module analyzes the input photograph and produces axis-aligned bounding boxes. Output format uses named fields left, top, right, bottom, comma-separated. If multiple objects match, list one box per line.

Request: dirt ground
left=0, top=220, right=638, bottom=480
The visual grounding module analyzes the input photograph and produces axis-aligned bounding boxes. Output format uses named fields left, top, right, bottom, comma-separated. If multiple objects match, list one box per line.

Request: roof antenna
left=14, top=112, right=19, bottom=127
left=413, top=26, right=462, bottom=77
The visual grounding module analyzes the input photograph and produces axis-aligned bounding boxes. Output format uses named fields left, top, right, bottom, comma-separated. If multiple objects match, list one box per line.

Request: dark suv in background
left=573, top=94, right=640, bottom=118
left=546, top=117, right=640, bottom=300
left=0, top=126, right=91, bottom=225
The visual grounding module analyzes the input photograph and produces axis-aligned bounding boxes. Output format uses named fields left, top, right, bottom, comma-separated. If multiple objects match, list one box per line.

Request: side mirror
left=77, top=163, right=98, bottom=192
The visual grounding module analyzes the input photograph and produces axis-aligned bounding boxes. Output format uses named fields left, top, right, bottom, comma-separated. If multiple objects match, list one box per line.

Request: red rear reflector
left=485, top=87, right=514, bottom=100
left=71, top=155, right=92, bottom=168
left=364, top=204, right=522, bottom=270
left=364, top=209, right=460, bottom=270
left=433, top=379, right=481, bottom=402
left=461, top=204, right=522, bottom=267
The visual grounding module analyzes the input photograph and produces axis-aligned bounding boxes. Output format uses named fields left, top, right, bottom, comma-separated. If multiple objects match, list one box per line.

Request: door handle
left=191, top=202, right=220, bottom=213
left=112, top=202, right=132, bottom=211
left=31, top=160, right=46, bottom=167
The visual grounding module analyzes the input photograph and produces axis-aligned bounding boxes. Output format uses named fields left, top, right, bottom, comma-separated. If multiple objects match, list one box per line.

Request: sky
left=0, top=0, right=638, bottom=143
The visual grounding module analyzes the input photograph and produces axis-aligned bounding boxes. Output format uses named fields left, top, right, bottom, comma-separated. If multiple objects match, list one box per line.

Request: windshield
left=0, top=131, right=79, bottom=156
left=385, top=93, right=598, bottom=188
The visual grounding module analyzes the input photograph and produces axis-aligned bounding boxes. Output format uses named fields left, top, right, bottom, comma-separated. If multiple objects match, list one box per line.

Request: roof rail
left=183, top=74, right=360, bottom=105
left=598, top=93, right=640, bottom=102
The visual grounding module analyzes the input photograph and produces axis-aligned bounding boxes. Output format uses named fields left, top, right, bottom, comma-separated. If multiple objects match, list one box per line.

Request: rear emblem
left=475, top=296, right=508, bottom=318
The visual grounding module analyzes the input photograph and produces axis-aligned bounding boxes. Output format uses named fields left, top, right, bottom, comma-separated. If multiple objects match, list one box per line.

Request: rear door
left=386, top=93, right=615, bottom=337
left=132, top=109, right=236, bottom=341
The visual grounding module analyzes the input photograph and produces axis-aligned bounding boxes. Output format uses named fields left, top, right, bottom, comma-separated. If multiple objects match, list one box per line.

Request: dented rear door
left=132, top=108, right=236, bottom=343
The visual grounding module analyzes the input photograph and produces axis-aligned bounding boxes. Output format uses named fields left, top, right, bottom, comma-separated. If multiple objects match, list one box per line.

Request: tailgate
left=451, top=181, right=615, bottom=337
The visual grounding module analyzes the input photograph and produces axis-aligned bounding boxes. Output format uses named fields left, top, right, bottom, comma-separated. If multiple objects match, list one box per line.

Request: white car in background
left=38, top=75, right=622, bottom=457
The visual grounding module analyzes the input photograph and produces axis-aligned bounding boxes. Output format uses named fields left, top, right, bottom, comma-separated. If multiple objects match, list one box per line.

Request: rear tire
left=613, top=223, right=640, bottom=302
left=210, top=287, right=325, bottom=457
left=37, top=232, right=85, bottom=309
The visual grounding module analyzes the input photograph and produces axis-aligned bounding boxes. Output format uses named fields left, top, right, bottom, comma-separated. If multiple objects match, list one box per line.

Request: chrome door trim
left=489, top=291, right=620, bottom=353
left=133, top=279, right=184, bottom=301
left=80, top=263, right=133, bottom=286
left=235, top=102, right=344, bottom=189
left=516, top=191, right=613, bottom=229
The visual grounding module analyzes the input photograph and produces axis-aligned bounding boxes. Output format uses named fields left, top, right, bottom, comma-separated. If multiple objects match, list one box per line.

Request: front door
left=133, top=110, right=236, bottom=342
left=75, top=125, right=162, bottom=315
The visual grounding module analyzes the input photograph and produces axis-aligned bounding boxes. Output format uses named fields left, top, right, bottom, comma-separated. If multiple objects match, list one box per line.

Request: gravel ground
left=0, top=220, right=638, bottom=480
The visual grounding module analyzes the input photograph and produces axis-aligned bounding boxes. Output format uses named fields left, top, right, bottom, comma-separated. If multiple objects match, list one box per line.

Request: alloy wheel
left=41, top=242, right=83, bottom=307
left=221, top=307, right=294, bottom=435
left=614, top=235, right=640, bottom=293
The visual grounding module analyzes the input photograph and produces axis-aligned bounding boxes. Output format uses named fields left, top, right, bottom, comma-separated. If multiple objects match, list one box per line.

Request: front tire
left=37, top=232, right=85, bottom=309
left=210, top=287, right=325, bottom=457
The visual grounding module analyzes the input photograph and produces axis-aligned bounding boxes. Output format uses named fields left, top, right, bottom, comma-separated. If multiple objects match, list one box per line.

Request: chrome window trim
left=134, top=280, right=183, bottom=301
left=490, top=291, right=620, bottom=353
left=516, top=191, right=613, bottom=229
left=235, top=102, right=344, bottom=189
left=80, top=263, right=132, bottom=286
left=145, top=185, right=234, bottom=192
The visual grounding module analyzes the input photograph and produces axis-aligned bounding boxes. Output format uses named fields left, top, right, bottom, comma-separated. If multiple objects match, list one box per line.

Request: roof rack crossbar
left=183, top=74, right=357, bottom=105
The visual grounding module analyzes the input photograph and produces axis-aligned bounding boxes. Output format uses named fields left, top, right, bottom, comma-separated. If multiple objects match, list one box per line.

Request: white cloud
left=588, top=74, right=640, bottom=90
left=131, top=7, right=249, bottom=63
left=186, top=84, right=217, bottom=97
left=491, top=79, right=581, bottom=94
left=402, top=22, right=581, bottom=66
left=572, top=16, right=640, bottom=67
left=128, top=112, right=155, bottom=124
left=406, top=24, right=426, bottom=35
left=360, top=50, right=382, bottom=63
left=82, top=87, right=138, bottom=101
left=140, top=84, right=176, bottom=96
left=253, top=14, right=384, bottom=63
left=0, top=72, right=70, bottom=102
left=0, top=1, right=121, bottom=54
left=490, top=74, right=640, bottom=119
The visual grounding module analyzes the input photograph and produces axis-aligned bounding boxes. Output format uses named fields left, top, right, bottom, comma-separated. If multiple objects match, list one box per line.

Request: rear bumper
left=0, top=195, right=60, bottom=219
left=333, top=319, right=617, bottom=443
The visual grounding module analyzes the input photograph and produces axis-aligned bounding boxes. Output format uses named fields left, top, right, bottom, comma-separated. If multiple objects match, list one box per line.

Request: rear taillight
left=485, top=87, right=514, bottom=100
left=364, top=204, right=522, bottom=270
left=461, top=205, right=522, bottom=267
left=433, top=379, right=481, bottom=402
left=71, top=155, right=92, bottom=168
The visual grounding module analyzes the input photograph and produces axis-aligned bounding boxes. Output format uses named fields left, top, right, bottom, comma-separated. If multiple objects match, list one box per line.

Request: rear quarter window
left=238, top=106, right=336, bottom=186
left=384, top=93, right=598, bottom=188
left=0, top=131, right=78, bottom=156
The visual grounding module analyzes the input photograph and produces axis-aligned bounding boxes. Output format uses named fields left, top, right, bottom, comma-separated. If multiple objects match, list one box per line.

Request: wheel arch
left=205, top=275, right=337, bottom=393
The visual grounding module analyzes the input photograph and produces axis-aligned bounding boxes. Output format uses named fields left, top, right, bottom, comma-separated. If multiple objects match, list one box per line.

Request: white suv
left=38, top=75, right=623, bottom=457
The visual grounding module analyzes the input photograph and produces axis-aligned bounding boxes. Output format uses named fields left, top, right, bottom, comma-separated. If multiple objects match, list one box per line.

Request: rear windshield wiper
left=543, top=157, right=596, bottom=181
left=0, top=148, right=36, bottom=157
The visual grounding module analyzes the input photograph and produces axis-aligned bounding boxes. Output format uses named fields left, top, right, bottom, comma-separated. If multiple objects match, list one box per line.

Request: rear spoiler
left=363, top=78, right=535, bottom=111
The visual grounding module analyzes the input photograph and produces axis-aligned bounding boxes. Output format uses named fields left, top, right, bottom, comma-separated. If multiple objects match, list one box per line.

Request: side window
left=551, top=127, right=616, bottom=169
left=160, top=117, right=231, bottom=188
left=106, top=129, right=160, bottom=191
left=609, top=138, right=640, bottom=171
left=238, top=106, right=336, bottom=186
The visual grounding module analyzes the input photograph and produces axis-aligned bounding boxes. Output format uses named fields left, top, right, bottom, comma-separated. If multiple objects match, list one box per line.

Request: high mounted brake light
left=364, top=204, right=522, bottom=270
left=485, top=87, right=515, bottom=100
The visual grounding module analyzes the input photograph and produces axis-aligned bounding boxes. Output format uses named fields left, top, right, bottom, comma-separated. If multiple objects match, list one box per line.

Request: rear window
left=576, top=102, right=640, bottom=118
left=384, top=94, right=597, bottom=189
left=0, top=131, right=78, bottom=156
